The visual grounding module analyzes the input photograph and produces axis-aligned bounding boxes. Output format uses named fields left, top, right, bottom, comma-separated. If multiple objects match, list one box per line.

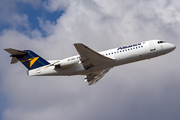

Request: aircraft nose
left=170, top=43, right=176, bottom=50
left=168, top=43, right=176, bottom=51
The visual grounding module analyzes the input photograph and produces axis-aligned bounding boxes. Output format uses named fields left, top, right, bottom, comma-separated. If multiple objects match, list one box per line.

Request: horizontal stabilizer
left=4, top=48, right=27, bottom=55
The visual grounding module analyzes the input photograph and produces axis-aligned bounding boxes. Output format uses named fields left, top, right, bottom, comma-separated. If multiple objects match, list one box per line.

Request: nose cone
left=166, top=43, right=176, bottom=52
left=169, top=43, right=176, bottom=51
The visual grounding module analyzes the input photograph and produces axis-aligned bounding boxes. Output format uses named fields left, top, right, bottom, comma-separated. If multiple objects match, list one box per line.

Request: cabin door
left=149, top=42, right=156, bottom=51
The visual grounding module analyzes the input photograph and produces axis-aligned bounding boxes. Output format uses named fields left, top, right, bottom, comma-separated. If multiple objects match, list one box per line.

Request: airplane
left=4, top=40, right=176, bottom=85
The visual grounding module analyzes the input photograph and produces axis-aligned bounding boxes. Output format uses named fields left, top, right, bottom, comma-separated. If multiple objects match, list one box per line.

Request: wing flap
left=85, top=68, right=111, bottom=85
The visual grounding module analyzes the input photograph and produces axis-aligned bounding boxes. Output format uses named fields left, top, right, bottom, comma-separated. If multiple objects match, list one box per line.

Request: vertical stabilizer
left=4, top=48, right=50, bottom=70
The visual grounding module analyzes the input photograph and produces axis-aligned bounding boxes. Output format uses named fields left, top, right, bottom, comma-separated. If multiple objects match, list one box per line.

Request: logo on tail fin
left=21, top=57, right=39, bottom=67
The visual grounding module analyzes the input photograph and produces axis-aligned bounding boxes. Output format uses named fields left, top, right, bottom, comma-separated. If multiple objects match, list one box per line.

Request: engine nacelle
left=54, top=58, right=79, bottom=68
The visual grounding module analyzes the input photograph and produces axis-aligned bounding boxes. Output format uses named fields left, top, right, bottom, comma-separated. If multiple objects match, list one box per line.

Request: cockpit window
left=158, top=41, right=166, bottom=44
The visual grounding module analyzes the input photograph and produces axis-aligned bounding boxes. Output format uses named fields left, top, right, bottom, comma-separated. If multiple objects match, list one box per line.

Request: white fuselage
left=28, top=40, right=175, bottom=76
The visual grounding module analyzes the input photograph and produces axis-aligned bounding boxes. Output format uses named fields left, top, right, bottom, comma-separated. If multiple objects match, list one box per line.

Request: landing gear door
left=149, top=42, right=156, bottom=51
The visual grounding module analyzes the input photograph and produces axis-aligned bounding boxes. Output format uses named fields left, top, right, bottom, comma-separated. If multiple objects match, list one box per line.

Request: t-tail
left=4, top=48, right=50, bottom=70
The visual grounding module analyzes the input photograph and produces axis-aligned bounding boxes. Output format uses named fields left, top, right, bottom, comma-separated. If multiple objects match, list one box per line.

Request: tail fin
left=4, top=48, right=50, bottom=70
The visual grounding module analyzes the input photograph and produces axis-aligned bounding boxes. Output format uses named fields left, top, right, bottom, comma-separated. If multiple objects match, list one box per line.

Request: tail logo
left=21, top=57, right=39, bottom=67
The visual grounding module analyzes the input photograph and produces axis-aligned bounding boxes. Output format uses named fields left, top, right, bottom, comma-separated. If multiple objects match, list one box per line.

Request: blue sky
left=0, top=0, right=180, bottom=120
left=0, top=1, right=64, bottom=37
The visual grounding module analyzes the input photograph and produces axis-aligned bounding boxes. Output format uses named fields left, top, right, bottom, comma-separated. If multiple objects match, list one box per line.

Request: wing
left=84, top=68, right=111, bottom=85
left=74, top=43, right=114, bottom=70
